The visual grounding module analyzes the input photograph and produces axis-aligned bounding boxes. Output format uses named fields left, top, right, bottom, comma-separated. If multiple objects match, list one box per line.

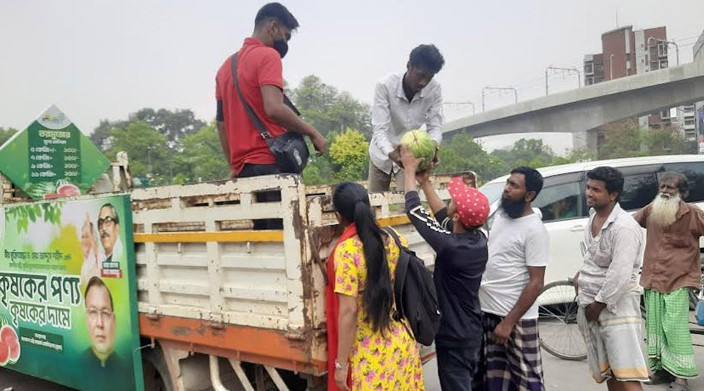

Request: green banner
left=0, top=104, right=110, bottom=199
left=0, top=195, right=144, bottom=391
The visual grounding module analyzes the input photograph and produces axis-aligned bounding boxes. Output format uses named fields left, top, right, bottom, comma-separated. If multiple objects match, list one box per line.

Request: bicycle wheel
left=538, top=280, right=587, bottom=361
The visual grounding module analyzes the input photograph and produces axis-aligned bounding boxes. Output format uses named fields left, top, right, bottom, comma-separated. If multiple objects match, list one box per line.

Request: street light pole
left=609, top=54, right=614, bottom=80
left=444, top=101, right=476, bottom=115
left=671, top=40, right=680, bottom=66
left=482, top=86, right=518, bottom=111
left=545, top=66, right=582, bottom=95
left=647, top=37, right=680, bottom=69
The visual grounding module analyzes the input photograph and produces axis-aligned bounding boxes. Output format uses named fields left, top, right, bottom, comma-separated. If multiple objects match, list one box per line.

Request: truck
left=1, top=163, right=450, bottom=391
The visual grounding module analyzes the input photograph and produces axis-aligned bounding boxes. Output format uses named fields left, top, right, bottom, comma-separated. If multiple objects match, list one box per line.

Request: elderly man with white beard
left=633, top=172, right=704, bottom=391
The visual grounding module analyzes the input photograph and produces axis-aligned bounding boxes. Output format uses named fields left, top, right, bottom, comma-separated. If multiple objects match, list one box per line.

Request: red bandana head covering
left=447, top=176, right=489, bottom=228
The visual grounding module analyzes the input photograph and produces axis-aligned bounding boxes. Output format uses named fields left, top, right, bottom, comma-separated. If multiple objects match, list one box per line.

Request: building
left=695, top=30, right=704, bottom=153
left=583, top=25, right=700, bottom=150
left=676, top=104, right=697, bottom=141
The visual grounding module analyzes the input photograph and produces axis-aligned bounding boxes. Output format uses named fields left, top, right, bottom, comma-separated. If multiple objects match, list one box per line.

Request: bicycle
left=537, top=279, right=587, bottom=361
left=538, top=278, right=704, bottom=361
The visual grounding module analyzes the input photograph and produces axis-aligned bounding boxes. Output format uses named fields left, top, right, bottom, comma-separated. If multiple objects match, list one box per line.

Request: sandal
left=646, top=370, right=674, bottom=385
left=668, top=381, right=689, bottom=391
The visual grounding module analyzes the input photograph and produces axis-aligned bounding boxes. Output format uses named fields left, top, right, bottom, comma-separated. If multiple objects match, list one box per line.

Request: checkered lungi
left=644, top=288, right=698, bottom=378
left=472, top=312, right=545, bottom=391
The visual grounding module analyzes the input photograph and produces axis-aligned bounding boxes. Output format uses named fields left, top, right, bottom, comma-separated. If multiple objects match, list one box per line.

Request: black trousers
left=436, top=345, right=480, bottom=391
left=236, top=163, right=283, bottom=230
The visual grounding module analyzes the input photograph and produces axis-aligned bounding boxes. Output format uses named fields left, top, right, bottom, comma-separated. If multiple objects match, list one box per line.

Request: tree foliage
left=329, top=129, right=369, bottom=182
left=291, top=75, right=371, bottom=137
left=28, top=75, right=690, bottom=190
left=107, top=120, right=170, bottom=185
left=435, top=134, right=504, bottom=183
left=176, top=123, right=231, bottom=183
left=598, top=119, right=697, bottom=159
left=0, top=127, right=18, bottom=147
left=91, top=108, right=205, bottom=152
left=598, top=119, right=644, bottom=159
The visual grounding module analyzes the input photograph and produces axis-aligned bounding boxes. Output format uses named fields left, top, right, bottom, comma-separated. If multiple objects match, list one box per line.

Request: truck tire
left=142, top=344, right=174, bottom=391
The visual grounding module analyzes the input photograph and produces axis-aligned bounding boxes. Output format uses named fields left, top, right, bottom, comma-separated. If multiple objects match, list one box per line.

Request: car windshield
left=479, top=181, right=504, bottom=206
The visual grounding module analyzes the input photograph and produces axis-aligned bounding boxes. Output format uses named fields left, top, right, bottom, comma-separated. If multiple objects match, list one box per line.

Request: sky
left=1, top=0, right=703, bottom=155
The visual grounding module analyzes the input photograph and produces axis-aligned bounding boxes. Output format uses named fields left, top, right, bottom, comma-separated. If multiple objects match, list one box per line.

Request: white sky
left=1, top=1, right=702, bottom=154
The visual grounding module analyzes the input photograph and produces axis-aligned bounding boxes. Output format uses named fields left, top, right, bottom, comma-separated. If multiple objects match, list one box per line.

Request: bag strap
left=383, top=227, right=415, bottom=339
left=231, top=52, right=274, bottom=143
left=230, top=52, right=302, bottom=141
left=383, top=228, right=409, bottom=315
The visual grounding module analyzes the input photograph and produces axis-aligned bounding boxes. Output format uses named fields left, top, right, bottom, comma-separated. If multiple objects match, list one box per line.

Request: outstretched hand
left=399, top=145, right=424, bottom=174
left=416, top=168, right=432, bottom=187
left=311, top=132, right=327, bottom=156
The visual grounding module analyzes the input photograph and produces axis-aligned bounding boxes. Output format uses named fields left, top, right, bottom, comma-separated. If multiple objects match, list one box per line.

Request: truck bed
left=131, top=175, right=449, bottom=375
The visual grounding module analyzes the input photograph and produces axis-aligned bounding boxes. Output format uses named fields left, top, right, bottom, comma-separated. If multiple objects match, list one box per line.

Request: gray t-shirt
left=479, top=211, right=549, bottom=319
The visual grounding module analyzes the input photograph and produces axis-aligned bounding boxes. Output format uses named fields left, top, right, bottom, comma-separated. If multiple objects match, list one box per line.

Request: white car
left=479, top=155, right=704, bottom=287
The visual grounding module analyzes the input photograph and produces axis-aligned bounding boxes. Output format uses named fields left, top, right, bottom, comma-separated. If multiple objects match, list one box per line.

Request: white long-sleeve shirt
left=369, top=73, right=443, bottom=174
left=577, top=203, right=644, bottom=313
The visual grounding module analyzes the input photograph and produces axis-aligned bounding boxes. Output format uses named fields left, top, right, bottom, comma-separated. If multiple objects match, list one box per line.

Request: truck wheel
left=142, top=345, right=174, bottom=391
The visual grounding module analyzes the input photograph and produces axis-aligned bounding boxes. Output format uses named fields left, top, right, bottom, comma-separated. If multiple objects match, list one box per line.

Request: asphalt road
left=2, top=319, right=703, bottom=391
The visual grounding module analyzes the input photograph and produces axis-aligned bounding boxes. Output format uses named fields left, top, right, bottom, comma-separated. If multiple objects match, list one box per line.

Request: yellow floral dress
left=333, top=233, right=425, bottom=391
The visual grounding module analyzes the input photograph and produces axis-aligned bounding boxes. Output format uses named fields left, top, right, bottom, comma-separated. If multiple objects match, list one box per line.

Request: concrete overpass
left=443, top=58, right=704, bottom=151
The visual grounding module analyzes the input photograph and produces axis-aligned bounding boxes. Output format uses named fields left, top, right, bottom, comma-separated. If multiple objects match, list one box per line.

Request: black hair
left=255, top=2, right=299, bottom=31
left=409, top=44, right=445, bottom=74
left=100, top=203, right=119, bottom=224
left=510, top=166, right=544, bottom=201
left=586, top=166, right=624, bottom=202
left=84, top=276, right=114, bottom=312
left=332, top=182, right=392, bottom=333
left=660, top=171, right=689, bottom=198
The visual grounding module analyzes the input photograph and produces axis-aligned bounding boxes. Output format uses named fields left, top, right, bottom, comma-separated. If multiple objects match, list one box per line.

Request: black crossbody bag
left=231, top=52, right=309, bottom=174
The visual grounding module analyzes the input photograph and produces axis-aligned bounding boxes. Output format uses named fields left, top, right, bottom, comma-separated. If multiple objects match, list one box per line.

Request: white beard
left=650, top=193, right=681, bottom=227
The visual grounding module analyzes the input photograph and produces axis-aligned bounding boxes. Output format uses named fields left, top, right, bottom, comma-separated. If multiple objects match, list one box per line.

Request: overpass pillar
left=572, top=129, right=598, bottom=155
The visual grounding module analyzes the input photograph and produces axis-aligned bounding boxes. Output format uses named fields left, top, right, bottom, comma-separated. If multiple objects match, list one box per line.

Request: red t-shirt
left=216, top=38, right=286, bottom=176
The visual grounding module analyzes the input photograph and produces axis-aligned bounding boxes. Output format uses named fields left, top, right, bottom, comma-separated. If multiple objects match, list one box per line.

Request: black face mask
left=501, top=196, right=527, bottom=219
left=273, top=39, right=288, bottom=58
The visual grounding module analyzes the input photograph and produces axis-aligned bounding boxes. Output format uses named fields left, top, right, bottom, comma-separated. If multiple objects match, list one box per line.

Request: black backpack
left=384, top=228, right=441, bottom=346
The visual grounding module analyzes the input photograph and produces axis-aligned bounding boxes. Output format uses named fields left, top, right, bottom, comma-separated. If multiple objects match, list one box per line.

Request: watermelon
left=0, top=341, right=8, bottom=366
left=400, top=130, right=436, bottom=171
left=57, top=183, right=80, bottom=197
left=0, top=325, right=19, bottom=364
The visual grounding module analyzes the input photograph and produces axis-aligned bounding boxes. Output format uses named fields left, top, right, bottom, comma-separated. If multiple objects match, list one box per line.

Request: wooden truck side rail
left=1, top=169, right=450, bottom=389
left=131, top=175, right=328, bottom=377
left=131, top=175, right=449, bottom=381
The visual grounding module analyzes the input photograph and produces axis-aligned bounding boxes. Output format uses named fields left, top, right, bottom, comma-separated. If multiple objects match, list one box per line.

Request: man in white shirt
left=368, top=44, right=444, bottom=192
left=474, top=166, right=549, bottom=391
left=575, top=166, right=648, bottom=391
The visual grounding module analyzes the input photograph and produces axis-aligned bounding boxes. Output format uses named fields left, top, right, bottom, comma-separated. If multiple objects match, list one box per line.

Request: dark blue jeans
left=436, top=345, right=480, bottom=391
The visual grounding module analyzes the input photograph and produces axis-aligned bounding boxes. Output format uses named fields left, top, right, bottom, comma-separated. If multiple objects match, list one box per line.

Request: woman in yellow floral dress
left=330, top=182, right=424, bottom=391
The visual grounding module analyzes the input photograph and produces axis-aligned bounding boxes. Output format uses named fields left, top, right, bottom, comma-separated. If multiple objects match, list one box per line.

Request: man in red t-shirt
left=215, top=2, right=325, bottom=180
left=215, top=2, right=325, bottom=229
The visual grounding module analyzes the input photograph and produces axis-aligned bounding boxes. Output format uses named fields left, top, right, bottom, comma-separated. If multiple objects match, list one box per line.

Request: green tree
left=131, top=108, right=206, bottom=149
left=177, top=123, right=231, bottom=183
left=329, top=129, right=369, bottom=182
left=0, top=127, right=18, bottom=147
left=91, top=108, right=205, bottom=152
left=291, top=75, right=372, bottom=137
left=551, top=148, right=594, bottom=165
left=598, top=119, right=644, bottom=159
left=107, top=121, right=170, bottom=185
left=302, top=155, right=335, bottom=186
left=488, top=138, right=555, bottom=172
left=642, top=126, right=697, bottom=155
left=436, top=134, right=505, bottom=183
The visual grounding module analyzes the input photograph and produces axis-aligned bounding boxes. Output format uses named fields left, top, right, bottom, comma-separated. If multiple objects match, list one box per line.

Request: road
left=2, top=321, right=703, bottom=390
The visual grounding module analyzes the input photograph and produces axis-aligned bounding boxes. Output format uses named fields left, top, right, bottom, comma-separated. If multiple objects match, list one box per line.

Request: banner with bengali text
left=0, top=195, right=143, bottom=391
